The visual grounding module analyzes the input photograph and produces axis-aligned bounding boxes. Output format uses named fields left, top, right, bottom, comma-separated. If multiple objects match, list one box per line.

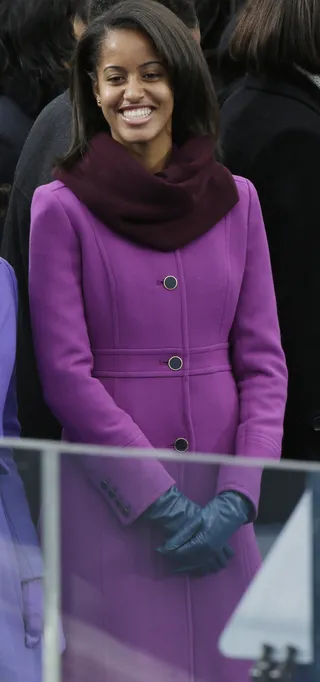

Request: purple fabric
left=22, top=579, right=42, bottom=648
left=29, top=178, right=288, bottom=682
left=0, top=258, right=42, bottom=681
left=22, top=579, right=66, bottom=652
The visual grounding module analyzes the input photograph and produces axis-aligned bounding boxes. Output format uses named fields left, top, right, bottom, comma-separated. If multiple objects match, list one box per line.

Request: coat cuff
left=216, top=438, right=281, bottom=517
left=80, top=435, right=175, bottom=525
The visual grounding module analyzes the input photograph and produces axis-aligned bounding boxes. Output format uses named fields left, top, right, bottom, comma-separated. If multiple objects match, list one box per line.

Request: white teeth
left=120, top=107, right=152, bottom=120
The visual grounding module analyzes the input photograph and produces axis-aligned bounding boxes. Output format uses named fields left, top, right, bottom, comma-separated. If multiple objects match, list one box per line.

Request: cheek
left=159, top=85, right=174, bottom=115
left=100, top=89, right=119, bottom=120
left=96, top=76, right=117, bottom=110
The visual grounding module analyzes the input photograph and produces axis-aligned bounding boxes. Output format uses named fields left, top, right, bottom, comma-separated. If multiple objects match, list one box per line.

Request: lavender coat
left=29, top=177, right=287, bottom=682
left=0, top=258, right=42, bottom=681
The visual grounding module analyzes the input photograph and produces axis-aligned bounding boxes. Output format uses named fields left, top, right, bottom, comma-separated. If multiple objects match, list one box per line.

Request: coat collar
left=244, top=69, right=320, bottom=118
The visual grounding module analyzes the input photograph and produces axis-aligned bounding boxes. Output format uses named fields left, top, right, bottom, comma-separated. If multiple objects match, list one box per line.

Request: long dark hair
left=230, top=0, right=320, bottom=76
left=57, top=0, right=220, bottom=170
left=0, top=0, right=81, bottom=117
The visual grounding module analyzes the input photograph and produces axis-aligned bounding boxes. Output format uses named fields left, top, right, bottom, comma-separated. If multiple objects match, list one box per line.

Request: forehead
left=97, top=28, right=160, bottom=68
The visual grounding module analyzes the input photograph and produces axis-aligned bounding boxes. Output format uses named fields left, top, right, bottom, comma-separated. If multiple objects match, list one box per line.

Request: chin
left=125, top=136, right=154, bottom=145
left=118, top=126, right=159, bottom=146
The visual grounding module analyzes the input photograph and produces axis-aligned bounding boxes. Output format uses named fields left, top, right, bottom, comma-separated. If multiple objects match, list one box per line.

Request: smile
left=119, top=106, right=154, bottom=124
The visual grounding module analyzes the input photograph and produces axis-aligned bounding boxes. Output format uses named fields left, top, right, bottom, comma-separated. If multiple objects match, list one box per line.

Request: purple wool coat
left=0, top=259, right=42, bottom=681
left=29, top=177, right=288, bottom=682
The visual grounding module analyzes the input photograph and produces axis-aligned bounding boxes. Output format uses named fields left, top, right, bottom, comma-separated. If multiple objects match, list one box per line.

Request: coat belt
left=91, top=344, right=231, bottom=378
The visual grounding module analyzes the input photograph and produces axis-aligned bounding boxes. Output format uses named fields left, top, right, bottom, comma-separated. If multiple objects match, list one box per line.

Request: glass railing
left=0, top=438, right=318, bottom=682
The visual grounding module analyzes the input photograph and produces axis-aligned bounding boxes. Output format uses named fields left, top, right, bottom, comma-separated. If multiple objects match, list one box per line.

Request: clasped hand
left=145, top=486, right=251, bottom=576
left=158, top=491, right=251, bottom=575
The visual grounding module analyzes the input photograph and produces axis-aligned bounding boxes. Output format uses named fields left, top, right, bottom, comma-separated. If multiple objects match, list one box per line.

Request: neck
left=123, top=135, right=172, bottom=174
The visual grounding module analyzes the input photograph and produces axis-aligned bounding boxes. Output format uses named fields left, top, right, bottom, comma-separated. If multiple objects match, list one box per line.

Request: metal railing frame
left=1, top=437, right=320, bottom=682
left=310, top=472, right=320, bottom=681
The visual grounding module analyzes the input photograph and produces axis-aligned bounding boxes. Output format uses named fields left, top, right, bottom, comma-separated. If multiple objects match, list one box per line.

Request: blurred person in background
left=1, top=0, right=199, bottom=523
left=195, top=0, right=243, bottom=98
left=220, top=0, right=320, bottom=527
left=0, top=258, right=43, bottom=681
left=1, top=0, right=95, bottom=522
left=222, top=0, right=320, bottom=460
left=29, top=1, right=287, bottom=680
left=216, top=3, right=246, bottom=105
left=0, top=0, right=85, bottom=241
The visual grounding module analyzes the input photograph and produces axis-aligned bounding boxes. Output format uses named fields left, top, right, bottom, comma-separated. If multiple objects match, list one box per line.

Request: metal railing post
left=308, top=472, right=320, bottom=681
left=41, top=447, right=61, bottom=682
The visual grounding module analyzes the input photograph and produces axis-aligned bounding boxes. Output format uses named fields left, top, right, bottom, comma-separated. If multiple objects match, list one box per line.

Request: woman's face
left=93, top=28, right=174, bottom=158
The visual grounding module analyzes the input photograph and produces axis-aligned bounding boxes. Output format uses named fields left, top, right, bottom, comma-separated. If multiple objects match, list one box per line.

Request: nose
left=124, top=75, right=144, bottom=103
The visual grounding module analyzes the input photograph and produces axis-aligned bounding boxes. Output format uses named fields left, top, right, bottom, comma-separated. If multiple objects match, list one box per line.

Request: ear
left=92, top=78, right=101, bottom=107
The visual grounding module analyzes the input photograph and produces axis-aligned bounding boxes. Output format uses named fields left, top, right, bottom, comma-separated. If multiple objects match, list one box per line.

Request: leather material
left=158, top=491, right=250, bottom=569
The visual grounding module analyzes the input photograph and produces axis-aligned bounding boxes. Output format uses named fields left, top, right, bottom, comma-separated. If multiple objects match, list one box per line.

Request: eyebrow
left=103, top=60, right=163, bottom=73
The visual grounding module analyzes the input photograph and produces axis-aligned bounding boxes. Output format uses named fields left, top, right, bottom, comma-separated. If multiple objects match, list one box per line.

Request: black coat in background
left=0, top=74, right=65, bottom=243
left=1, top=91, right=71, bottom=521
left=221, top=70, right=320, bottom=520
left=0, top=96, right=32, bottom=239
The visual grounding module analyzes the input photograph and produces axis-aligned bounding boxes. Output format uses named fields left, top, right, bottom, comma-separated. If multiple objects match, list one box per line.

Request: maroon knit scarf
left=54, top=132, right=238, bottom=251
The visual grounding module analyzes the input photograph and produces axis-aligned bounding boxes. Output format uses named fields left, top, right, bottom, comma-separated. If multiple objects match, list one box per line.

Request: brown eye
left=143, top=72, right=161, bottom=80
left=107, top=75, right=125, bottom=84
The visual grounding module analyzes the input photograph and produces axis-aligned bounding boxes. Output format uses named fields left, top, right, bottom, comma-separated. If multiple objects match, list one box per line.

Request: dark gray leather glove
left=144, top=485, right=202, bottom=538
left=144, top=486, right=235, bottom=575
left=158, top=491, right=251, bottom=570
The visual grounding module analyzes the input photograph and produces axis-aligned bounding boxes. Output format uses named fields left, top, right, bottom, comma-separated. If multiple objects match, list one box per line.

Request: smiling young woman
left=58, top=0, right=218, bottom=172
left=28, top=1, right=287, bottom=681
left=93, top=28, right=174, bottom=171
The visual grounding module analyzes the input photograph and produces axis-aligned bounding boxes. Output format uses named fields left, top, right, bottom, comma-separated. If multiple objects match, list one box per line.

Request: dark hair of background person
left=0, top=0, right=87, bottom=118
left=230, top=0, right=320, bottom=76
left=195, top=0, right=229, bottom=72
left=57, top=0, right=220, bottom=170
left=194, top=0, right=243, bottom=84
left=89, top=0, right=198, bottom=27
left=215, top=7, right=246, bottom=105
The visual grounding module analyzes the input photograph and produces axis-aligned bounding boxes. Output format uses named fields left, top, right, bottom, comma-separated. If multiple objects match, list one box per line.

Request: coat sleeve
left=0, top=259, right=18, bottom=473
left=0, top=259, right=43, bottom=581
left=216, top=181, right=288, bottom=514
left=29, top=187, right=174, bottom=525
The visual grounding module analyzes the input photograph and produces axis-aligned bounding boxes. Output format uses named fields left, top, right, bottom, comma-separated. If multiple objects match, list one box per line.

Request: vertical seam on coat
left=175, top=250, right=195, bottom=681
left=86, top=219, right=120, bottom=348
left=219, top=215, right=231, bottom=341
left=242, top=180, right=253, bottom=436
left=52, top=192, right=121, bottom=345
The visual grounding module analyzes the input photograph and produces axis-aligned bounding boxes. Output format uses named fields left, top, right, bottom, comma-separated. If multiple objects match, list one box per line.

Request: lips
left=119, top=106, right=154, bottom=121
